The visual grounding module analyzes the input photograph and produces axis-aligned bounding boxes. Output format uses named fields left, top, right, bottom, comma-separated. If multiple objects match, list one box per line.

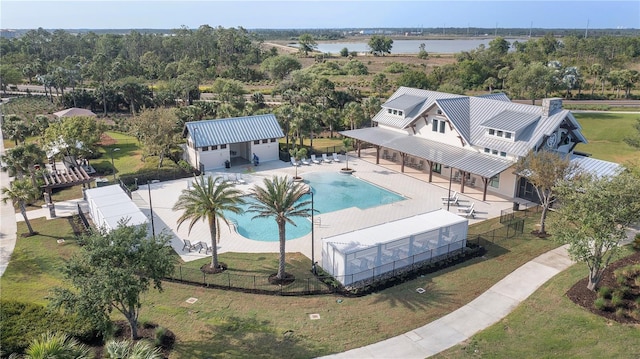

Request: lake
left=300, top=38, right=527, bottom=54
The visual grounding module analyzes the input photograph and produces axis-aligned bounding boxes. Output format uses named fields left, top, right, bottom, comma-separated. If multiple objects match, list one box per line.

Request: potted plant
left=340, top=138, right=354, bottom=174
left=289, top=147, right=307, bottom=181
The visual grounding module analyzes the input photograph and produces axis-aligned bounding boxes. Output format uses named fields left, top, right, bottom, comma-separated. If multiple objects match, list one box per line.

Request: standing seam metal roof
left=340, top=127, right=513, bottom=178
left=184, top=114, right=284, bottom=147
left=373, top=87, right=587, bottom=159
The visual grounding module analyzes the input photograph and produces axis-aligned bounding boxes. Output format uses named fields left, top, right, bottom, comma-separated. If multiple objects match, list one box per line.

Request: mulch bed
left=201, top=262, right=228, bottom=274
left=88, top=321, right=175, bottom=359
left=566, top=251, right=640, bottom=324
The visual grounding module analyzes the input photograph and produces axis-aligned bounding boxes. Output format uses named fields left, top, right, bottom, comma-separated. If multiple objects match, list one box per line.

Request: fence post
left=179, top=266, right=183, bottom=281
left=228, top=273, right=231, bottom=288
left=203, top=272, right=206, bottom=286
left=253, top=275, right=256, bottom=290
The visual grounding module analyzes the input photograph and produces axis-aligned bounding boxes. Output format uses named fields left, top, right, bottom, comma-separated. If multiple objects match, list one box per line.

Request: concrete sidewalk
left=320, top=245, right=575, bottom=359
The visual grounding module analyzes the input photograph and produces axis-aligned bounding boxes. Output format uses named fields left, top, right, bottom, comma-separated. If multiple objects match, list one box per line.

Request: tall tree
left=50, top=224, right=176, bottom=340
left=297, top=33, right=317, bottom=56
left=129, top=107, right=180, bottom=168
left=248, top=176, right=312, bottom=281
left=173, top=175, right=245, bottom=271
left=1, top=178, right=39, bottom=236
left=0, top=64, right=21, bottom=93
left=367, top=35, right=393, bottom=56
left=261, top=55, right=302, bottom=80
left=514, top=150, right=581, bottom=235
left=550, top=170, right=640, bottom=290
left=44, top=116, right=105, bottom=158
left=1, top=114, right=29, bottom=145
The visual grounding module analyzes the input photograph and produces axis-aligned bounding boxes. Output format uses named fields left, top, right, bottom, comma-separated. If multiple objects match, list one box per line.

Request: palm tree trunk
left=209, top=216, right=219, bottom=269
left=20, top=202, right=35, bottom=235
left=277, top=221, right=286, bottom=280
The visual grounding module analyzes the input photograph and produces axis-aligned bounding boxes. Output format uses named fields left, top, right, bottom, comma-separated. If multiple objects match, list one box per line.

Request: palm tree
left=25, top=332, right=92, bottom=359
left=173, top=175, right=245, bottom=271
left=2, top=178, right=39, bottom=236
left=248, top=176, right=312, bottom=282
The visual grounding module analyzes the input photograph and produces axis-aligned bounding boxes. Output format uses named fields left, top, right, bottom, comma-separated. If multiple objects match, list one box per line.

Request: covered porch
left=341, top=127, right=514, bottom=202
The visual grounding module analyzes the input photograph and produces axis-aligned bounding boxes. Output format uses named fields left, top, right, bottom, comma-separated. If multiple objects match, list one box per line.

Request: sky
left=1, top=0, right=638, bottom=30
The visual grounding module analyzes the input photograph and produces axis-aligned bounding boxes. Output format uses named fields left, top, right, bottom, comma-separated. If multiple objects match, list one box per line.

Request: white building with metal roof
left=341, top=87, right=619, bottom=203
left=183, top=114, right=285, bottom=171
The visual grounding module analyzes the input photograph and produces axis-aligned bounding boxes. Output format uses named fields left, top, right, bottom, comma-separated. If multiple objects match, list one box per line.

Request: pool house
left=321, top=209, right=469, bottom=287
left=183, top=114, right=284, bottom=171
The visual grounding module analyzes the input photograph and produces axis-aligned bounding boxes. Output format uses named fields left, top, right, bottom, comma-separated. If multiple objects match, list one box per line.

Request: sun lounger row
left=441, top=191, right=459, bottom=206
left=457, top=202, right=475, bottom=218
left=292, top=153, right=341, bottom=166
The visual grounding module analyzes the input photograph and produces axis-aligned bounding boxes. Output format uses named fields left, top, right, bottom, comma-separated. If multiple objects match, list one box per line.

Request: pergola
left=341, top=127, right=513, bottom=201
left=41, top=166, right=92, bottom=214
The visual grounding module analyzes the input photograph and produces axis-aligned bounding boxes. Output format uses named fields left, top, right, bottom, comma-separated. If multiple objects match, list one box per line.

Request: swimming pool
left=225, top=172, right=405, bottom=242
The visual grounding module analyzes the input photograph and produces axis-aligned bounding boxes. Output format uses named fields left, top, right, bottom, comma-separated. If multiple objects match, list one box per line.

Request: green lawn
left=2, top=211, right=566, bottom=358
left=433, top=247, right=640, bottom=359
left=573, top=112, right=640, bottom=164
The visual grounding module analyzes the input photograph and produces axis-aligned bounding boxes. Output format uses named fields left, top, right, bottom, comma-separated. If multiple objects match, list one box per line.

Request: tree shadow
left=172, top=316, right=324, bottom=359
left=370, top=280, right=454, bottom=312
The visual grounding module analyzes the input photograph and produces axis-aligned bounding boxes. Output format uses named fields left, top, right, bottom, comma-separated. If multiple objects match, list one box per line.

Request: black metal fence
left=500, top=203, right=540, bottom=223
left=166, top=218, right=524, bottom=295
left=166, top=267, right=334, bottom=295
left=76, top=203, right=91, bottom=232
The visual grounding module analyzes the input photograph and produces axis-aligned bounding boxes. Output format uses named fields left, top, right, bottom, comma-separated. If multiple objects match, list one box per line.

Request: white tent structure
left=322, top=209, right=469, bottom=286
left=85, top=185, right=148, bottom=232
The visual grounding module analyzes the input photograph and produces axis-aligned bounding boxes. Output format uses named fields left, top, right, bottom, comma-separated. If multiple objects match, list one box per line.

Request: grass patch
left=433, top=248, right=640, bottom=359
left=1, top=212, right=564, bottom=358
left=573, top=112, right=640, bottom=163
left=0, top=217, right=81, bottom=305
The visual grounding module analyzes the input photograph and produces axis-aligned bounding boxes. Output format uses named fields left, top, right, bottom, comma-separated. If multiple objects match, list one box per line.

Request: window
left=488, top=129, right=495, bottom=135
left=262, top=139, right=268, bottom=144
left=432, top=163, right=442, bottom=173
left=398, top=111, right=403, bottom=116
left=392, top=109, right=398, bottom=115
left=500, top=151, right=507, bottom=157
left=492, top=149, right=498, bottom=155
left=211, top=145, right=218, bottom=150
left=432, top=119, right=438, bottom=132
left=220, top=144, right=227, bottom=149
left=489, top=174, right=500, bottom=188
left=437, top=109, right=442, bottom=115
left=497, top=130, right=503, bottom=137
left=439, top=121, right=446, bottom=133
left=387, top=109, right=392, bottom=114
left=270, top=138, right=276, bottom=142
left=254, top=140, right=260, bottom=145
left=202, top=146, right=209, bottom=152
left=484, top=148, right=490, bottom=153
left=505, top=132, right=512, bottom=139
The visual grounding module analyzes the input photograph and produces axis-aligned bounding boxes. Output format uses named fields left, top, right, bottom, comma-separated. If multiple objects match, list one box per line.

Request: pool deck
left=133, top=150, right=525, bottom=263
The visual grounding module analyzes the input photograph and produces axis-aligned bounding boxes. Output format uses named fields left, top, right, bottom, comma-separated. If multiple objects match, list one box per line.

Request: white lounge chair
left=198, top=241, right=212, bottom=254
left=182, top=239, right=200, bottom=252
left=311, top=154, right=321, bottom=164
left=322, top=153, right=332, bottom=163
left=441, top=191, right=459, bottom=206
left=332, top=153, right=341, bottom=162
left=290, top=157, right=300, bottom=166
left=301, top=157, right=311, bottom=165
left=458, top=202, right=475, bottom=218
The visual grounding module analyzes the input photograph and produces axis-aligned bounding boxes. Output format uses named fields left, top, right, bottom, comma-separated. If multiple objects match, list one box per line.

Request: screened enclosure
left=321, top=209, right=469, bottom=286
left=86, top=185, right=148, bottom=232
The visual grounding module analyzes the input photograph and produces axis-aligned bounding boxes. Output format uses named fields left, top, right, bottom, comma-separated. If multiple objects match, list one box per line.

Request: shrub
left=632, top=233, right=640, bottom=251
left=615, top=307, right=626, bottom=318
left=594, top=297, right=607, bottom=310
left=598, top=286, right=612, bottom=299
left=611, top=292, right=625, bottom=307
left=0, top=300, right=98, bottom=356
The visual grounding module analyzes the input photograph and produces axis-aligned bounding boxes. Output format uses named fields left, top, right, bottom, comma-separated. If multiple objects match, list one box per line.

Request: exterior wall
left=250, top=138, right=280, bottom=163
left=199, top=146, right=231, bottom=170
left=415, top=109, right=468, bottom=148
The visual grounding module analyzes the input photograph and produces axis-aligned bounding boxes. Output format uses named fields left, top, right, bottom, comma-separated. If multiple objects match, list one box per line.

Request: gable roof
left=373, top=87, right=463, bottom=128
left=184, top=114, right=284, bottom=147
left=53, top=108, right=96, bottom=118
left=373, top=87, right=586, bottom=158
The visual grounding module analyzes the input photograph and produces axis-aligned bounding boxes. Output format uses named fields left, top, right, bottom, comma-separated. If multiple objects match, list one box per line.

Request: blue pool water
left=225, top=171, right=405, bottom=242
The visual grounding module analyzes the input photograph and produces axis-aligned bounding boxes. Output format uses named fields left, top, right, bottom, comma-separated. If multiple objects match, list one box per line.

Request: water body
left=305, top=38, right=526, bottom=54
